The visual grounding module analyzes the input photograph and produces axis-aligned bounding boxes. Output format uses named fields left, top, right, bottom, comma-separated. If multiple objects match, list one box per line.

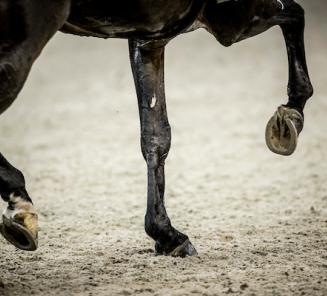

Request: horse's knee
left=0, top=38, right=34, bottom=114
left=0, top=0, right=70, bottom=115
left=0, top=63, right=17, bottom=114
left=141, top=122, right=171, bottom=169
left=0, top=59, right=29, bottom=114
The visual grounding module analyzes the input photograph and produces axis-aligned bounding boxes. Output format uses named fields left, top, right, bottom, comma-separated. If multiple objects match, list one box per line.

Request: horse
left=0, top=0, right=313, bottom=257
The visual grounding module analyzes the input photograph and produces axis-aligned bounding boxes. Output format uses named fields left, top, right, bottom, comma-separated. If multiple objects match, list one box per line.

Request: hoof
left=169, top=239, right=198, bottom=257
left=265, top=105, right=304, bottom=156
left=0, top=196, right=38, bottom=251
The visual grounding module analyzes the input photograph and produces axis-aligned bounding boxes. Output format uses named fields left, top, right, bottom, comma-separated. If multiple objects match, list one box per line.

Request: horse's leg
left=129, top=39, right=197, bottom=257
left=0, top=154, right=38, bottom=250
left=201, top=0, right=313, bottom=156
left=0, top=0, right=70, bottom=250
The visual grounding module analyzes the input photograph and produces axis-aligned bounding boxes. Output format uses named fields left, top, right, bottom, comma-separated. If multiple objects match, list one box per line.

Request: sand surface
left=1, top=1, right=327, bottom=295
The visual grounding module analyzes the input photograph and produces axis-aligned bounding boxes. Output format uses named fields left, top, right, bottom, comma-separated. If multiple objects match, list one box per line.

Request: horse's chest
left=66, top=0, right=203, bottom=38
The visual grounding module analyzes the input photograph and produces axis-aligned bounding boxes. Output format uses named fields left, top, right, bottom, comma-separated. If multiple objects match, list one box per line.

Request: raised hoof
left=265, top=105, right=304, bottom=156
left=0, top=198, right=38, bottom=251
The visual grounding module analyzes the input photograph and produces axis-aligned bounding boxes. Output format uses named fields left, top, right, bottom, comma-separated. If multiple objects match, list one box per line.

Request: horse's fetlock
left=305, top=82, right=314, bottom=99
left=145, top=213, right=171, bottom=240
left=289, top=80, right=313, bottom=101
left=145, top=214, right=159, bottom=239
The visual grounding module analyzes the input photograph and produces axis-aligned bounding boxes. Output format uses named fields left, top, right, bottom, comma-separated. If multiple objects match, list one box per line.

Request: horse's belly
left=65, top=0, right=203, bottom=38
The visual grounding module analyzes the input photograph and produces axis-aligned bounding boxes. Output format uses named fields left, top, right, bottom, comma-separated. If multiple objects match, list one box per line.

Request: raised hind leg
left=201, top=0, right=313, bottom=155
left=129, top=39, right=197, bottom=257
left=0, top=0, right=70, bottom=250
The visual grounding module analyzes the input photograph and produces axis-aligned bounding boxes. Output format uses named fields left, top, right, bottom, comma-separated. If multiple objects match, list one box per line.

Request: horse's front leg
left=0, top=0, right=71, bottom=250
left=0, top=154, right=38, bottom=251
left=129, top=39, right=197, bottom=257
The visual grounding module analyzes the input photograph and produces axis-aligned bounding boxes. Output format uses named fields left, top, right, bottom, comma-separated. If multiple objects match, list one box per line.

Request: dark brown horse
left=0, top=0, right=313, bottom=256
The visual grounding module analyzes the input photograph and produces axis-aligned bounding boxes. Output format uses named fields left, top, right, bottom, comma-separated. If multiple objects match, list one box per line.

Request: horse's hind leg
left=201, top=0, right=313, bottom=156
left=0, top=0, right=70, bottom=250
left=267, top=2, right=313, bottom=156
left=129, top=39, right=197, bottom=257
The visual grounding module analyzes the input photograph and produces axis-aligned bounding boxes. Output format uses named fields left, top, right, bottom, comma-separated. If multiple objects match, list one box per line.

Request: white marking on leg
left=3, top=194, right=23, bottom=219
left=3, top=193, right=35, bottom=219
left=9, top=193, right=23, bottom=205
left=150, top=96, right=157, bottom=108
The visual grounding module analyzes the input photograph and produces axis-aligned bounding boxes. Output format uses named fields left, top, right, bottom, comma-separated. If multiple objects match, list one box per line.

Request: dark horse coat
left=0, top=0, right=313, bottom=256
